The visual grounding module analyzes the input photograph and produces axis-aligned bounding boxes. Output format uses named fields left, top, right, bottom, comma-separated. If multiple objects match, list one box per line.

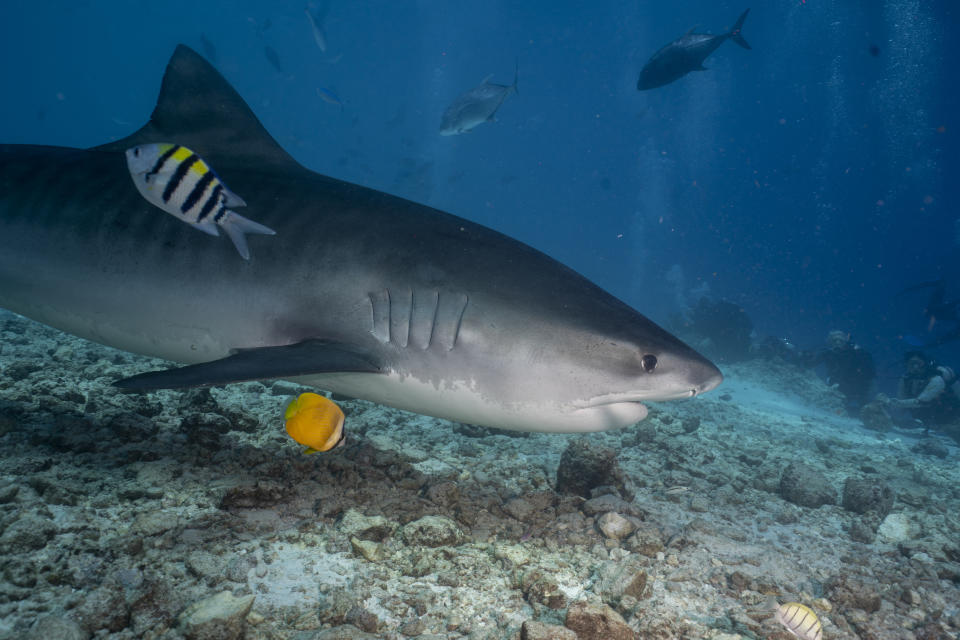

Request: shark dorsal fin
left=96, top=44, right=302, bottom=173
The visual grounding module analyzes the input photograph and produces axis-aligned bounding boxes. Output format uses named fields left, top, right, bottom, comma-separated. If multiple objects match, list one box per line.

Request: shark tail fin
left=729, top=8, right=751, bottom=50
left=219, top=211, right=276, bottom=260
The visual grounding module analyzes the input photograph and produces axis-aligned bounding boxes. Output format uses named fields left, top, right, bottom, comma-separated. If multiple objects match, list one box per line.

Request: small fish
left=284, top=392, right=346, bottom=454
left=317, top=86, right=343, bottom=109
left=125, top=143, right=275, bottom=259
left=637, top=9, right=751, bottom=90
left=263, top=45, right=283, bottom=73
left=775, top=602, right=823, bottom=640
left=305, top=3, right=328, bottom=52
left=439, top=61, right=519, bottom=136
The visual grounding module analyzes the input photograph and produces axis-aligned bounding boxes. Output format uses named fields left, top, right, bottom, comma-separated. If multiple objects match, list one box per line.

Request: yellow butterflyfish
left=284, top=392, right=345, bottom=454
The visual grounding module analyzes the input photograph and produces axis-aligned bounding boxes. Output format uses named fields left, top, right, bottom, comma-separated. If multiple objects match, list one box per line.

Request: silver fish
left=305, top=4, right=327, bottom=53
left=440, top=62, right=518, bottom=136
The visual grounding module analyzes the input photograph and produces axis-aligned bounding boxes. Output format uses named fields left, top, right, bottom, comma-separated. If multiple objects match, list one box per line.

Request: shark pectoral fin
left=114, top=339, right=382, bottom=390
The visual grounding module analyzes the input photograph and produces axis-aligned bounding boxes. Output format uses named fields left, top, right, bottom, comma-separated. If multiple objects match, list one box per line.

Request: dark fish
left=637, top=9, right=751, bottom=90
left=200, top=33, right=217, bottom=63
left=869, top=43, right=880, bottom=57
left=264, top=45, right=283, bottom=73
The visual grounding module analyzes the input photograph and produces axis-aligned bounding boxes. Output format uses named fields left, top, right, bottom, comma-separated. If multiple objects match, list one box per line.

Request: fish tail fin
left=729, top=8, right=751, bottom=50
left=512, top=57, right=519, bottom=96
left=219, top=210, right=276, bottom=260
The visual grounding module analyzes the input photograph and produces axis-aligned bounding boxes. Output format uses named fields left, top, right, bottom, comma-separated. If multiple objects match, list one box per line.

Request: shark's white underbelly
left=292, top=371, right=648, bottom=434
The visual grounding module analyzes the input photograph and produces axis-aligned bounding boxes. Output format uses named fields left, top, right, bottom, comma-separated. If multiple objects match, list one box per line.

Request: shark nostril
left=640, top=354, right=658, bottom=373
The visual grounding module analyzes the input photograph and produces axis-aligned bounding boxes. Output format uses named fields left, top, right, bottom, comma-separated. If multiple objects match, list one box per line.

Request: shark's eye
left=640, top=354, right=657, bottom=373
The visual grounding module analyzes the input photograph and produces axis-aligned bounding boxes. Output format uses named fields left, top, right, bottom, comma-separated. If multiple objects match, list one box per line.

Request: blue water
left=0, top=1, right=956, bottom=391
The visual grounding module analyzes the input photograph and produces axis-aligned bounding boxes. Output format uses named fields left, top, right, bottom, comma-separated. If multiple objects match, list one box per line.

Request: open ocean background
left=0, top=0, right=957, bottom=391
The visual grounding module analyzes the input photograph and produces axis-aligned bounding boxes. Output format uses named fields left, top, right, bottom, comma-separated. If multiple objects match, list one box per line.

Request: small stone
left=350, top=537, right=383, bottom=562
left=130, top=511, right=180, bottom=537
left=338, top=509, right=397, bottom=542
left=596, top=512, right=636, bottom=540
left=624, top=525, right=664, bottom=557
left=521, top=620, right=578, bottom=640
left=827, top=575, right=881, bottom=613
left=564, top=601, right=635, bottom=640
left=345, top=606, right=380, bottom=633
left=25, top=615, right=86, bottom=640
left=179, top=591, right=255, bottom=640
left=911, top=437, right=949, bottom=458
left=74, top=584, right=129, bottom=633
left=425, top=481, right=460, bottom=508
left=842, top=477, right=895, bottom=517
left=225, top=555, right=257, bottom=583
left=582, top=495, right=637, bottom=517
left=0, top=514, right=56, bottom=552
left=623, top=570, right=648, bottom=599
left=556, top=439, right=624, bottom=498
left=876, top=512, right=917, bottom=543
left=0, top=484, right=19, bottom=504
left=504, top=491, right=555, bottom=521
left=779, top=461, right=836, bottom=508
left=309, top=625, right=381, bottom=639
left=402, top=515, right=464, bottom=547
left=399, top=617, right=427, bottom=636
left=187, top=551, right=227, bottom=583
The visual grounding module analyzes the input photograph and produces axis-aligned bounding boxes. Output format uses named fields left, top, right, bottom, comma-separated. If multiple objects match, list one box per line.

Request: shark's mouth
left=577, top=388, right=698, bottom=409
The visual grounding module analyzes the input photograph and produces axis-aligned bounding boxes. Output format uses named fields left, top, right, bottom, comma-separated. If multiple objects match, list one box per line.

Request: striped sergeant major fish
left=125, top=143, right=275, bottom=260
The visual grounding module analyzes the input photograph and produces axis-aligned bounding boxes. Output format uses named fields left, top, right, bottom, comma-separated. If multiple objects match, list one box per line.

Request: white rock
left=596, top=512, right=635, bottom=540
left=876, top=512, right=917, bottom=543
left=179, top=591, right=255, bottom=640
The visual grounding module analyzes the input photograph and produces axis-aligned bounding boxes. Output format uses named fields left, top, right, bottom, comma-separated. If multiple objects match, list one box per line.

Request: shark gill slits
left=640, top=354, right=658, bottom=373
left=181, top=169, right=216, bottom=214
left=161, top=153, right=198, bottom=203
left=196, top=183, right=222, bottom=222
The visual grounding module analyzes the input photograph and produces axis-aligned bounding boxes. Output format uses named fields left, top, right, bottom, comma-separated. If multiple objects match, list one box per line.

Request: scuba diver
left=885, top=351, right=960, bottom=437
left=801, top=330, right=876, bottom=414
left=897, top=280, right=960, bottom=348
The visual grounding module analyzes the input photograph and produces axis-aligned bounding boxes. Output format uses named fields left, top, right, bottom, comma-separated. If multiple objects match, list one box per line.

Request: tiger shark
left=0, top=45, right=721, bottom=433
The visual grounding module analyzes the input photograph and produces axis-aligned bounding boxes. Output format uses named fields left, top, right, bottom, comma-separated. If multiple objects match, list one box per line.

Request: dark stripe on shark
left=161, top=153, right=199, bottom=204
left=196, top=183, right=222, bottom=222
left=182, top=169, right=215, bottom=215
left=146, top=144, right=180, bottom=181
